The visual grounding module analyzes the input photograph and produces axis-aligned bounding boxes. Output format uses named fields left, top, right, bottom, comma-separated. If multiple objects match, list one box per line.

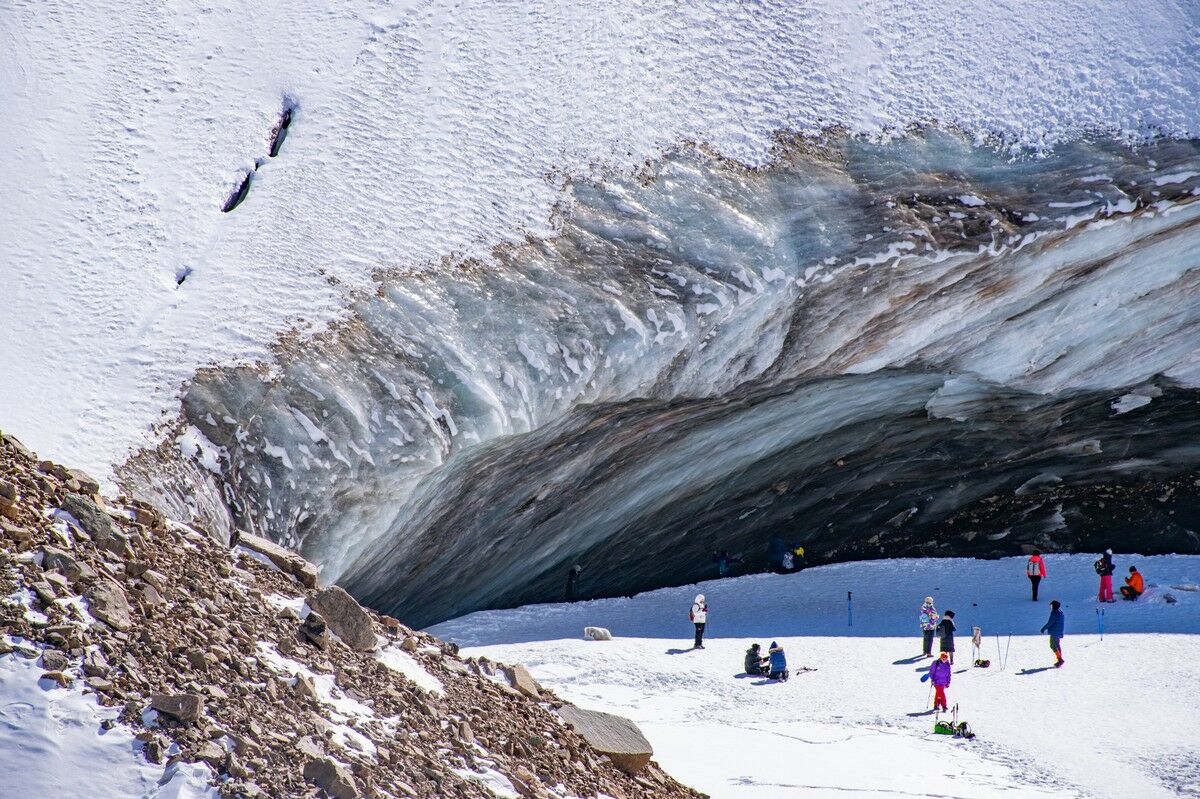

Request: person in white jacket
left=690, top=594, right=708, bottom=649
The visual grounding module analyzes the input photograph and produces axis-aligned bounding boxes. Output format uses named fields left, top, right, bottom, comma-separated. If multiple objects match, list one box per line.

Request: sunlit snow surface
left=434, top=555, right=1200, bottom=799
left=3, top=0, right=1200, bottom=480
left=0, top=645, right=216, bottom=799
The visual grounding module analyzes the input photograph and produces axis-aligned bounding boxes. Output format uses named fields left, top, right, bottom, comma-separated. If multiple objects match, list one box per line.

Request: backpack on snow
left=973, top=659, right=990, bottom=668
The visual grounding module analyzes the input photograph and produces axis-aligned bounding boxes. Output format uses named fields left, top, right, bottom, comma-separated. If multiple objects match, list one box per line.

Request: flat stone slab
left=557, top=704, right=653, bottom=774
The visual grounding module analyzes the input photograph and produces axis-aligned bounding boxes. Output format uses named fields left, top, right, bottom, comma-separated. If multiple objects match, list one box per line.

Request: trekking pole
left=1005, top=633, right=1011, bottom=670
left=1098, top=608, right=1105, bottom=641
left=847, top=591, right=853, bottom=628
left=927, top=682, right=934, bottom=708
left=996, top=635, right=1002, bottom=671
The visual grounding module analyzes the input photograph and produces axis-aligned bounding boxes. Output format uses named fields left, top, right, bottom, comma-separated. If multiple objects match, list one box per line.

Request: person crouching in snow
left=1040, top=600, right=1065, bottom=667
left=919, top=597, right=940, bottom=658
left=767, top=641, right=789, bottom=681
left=744, top=643, right=769, bottom=675
left=929, top=652, right=952, bottom=711
left=690, top=594, right=708, bottom=649
left=1120, top=566, right=1144, bottom=601
left=937, top=610, right=956, bottom=664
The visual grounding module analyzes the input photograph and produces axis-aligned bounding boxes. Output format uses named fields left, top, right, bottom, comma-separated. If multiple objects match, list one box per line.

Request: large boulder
left=308, top=586, right=376, bottom=651
left=85, top=579, right=132, bottom=631
left=237, top=532, right=319, bottom=587
left=42, top=545, right=94, bottom=584
left=61, top=494, right=127, bottom=556
left=557, top=705, right=654, bottom=774
left=502, top=663, right=541, bottom=699
left=150, top=693, right=205, bottom=724
left=303, top=756, right=360, bottom=799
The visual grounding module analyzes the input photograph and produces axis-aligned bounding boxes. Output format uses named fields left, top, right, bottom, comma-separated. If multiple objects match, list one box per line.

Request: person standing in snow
left=1096, top=549, right=1115, bottom=602
left=690, top=594, right=708, bottom=649
left=1040, top=599, right=1065, bottom=667
left=928, top=651, right=952, bottom=711
left=767, top=641, right=789, bottom=681
left=919, top=597, right=940, bottom=658
left=565, top=564, right=583, bottom=602
left=937, top=610, right=956, bottom=664
left=1120, top=565, right=1144, bottom=601
left=791, top=546, right=807, bottom=571
left=1026, top=549, right=1047, bottom=601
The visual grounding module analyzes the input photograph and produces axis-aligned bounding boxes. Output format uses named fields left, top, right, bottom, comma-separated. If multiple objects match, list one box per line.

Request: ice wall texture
left=122, top=132, right=1200, bottom=626
left=3, top=0, right=1200, bottom=479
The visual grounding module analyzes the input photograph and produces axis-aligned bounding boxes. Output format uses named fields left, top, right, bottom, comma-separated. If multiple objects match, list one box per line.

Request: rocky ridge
left=0, top=431, right=701, bottom=799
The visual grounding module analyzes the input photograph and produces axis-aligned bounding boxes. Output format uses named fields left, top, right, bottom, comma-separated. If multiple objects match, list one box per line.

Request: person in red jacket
left=1026, top=550, right=1047, bottom=601
left=1120, top=566, right=1144, bottom=600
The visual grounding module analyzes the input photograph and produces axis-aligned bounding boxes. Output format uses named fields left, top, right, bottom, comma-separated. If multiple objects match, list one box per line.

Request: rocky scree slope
left=0, top=430, right=698, bottom=799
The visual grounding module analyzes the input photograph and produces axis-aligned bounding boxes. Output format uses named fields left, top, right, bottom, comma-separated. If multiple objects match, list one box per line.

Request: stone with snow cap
left=557, top=704, right=654, bottom=774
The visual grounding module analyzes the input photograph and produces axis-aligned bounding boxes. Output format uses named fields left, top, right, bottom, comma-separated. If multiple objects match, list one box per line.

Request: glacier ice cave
left=122, top=130, right=1200, bottom=626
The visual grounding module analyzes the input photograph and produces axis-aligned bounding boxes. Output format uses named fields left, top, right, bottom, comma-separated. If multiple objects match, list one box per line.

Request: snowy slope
left=434, top=555, right=1200, bottom=798
left=0, top=641, right=216, bottom=799
left=3, top=0, right=1199, bottom=480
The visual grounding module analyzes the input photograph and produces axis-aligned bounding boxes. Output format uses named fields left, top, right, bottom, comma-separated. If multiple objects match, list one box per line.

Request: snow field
left=0, top=641, right=217, bottom=799
left=436, top=555, right=1200, bottom=798
left=4, top=0, right=1200, bottom=481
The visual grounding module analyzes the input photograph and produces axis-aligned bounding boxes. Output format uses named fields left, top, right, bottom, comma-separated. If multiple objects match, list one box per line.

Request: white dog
left=583, top=626, right=613, bottom=641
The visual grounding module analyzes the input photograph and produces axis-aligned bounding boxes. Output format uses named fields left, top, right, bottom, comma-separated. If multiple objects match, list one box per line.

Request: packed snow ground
left=0, top=639, right=216, bottom=799
left=434, top=555, right=1200, bottom=798
left=3, top=0, right=1199, bottom=481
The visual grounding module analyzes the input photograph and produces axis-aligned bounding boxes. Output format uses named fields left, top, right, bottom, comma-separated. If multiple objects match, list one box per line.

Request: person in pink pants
left=1097, top=549, right=1115, bottom=602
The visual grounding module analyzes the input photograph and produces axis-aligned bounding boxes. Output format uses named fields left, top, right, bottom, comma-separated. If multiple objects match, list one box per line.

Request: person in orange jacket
left=1120, top=566, right=1144, bottom=601
left=1025, top=550, right=1047, bottom=601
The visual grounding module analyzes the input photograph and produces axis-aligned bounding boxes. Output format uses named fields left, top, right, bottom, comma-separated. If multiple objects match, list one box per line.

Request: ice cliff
left=122, top=131, right=1200, bottom=626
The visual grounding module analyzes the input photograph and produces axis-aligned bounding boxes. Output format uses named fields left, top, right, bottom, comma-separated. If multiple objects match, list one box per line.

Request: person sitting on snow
left=1120, top=566, right=1144, bottom=601
left=767, top=641, right=789, bottom=681
left=744, top=643, right=769, bottom=676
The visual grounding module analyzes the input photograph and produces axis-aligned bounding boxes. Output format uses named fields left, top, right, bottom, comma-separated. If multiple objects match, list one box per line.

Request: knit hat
left=923, top=596, right=934, bottom=605
left=939, top=652, right=949, bottom=659
left=1105, top=548, right=1113, bottom=555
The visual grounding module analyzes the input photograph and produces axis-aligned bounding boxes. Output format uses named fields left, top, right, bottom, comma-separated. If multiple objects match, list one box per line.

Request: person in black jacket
left=744, top=643, right=769, bottom=675
left=1097, top=549, right=1115, bottom=602
left=936, top=610, right=957, bottom=664
left=565, top=564, right=583, bottom=602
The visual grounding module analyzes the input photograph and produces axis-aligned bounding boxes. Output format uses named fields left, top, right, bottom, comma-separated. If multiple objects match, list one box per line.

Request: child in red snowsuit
left=929, top=652, right=952, bottom=711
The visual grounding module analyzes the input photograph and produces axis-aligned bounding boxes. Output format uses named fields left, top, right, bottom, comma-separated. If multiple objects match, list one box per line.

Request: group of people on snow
left=744, top=641, right=789, bottom=680
left=676, top=546, right=1146, bottom=710
left=1094, top=549, right=1145, bottom=601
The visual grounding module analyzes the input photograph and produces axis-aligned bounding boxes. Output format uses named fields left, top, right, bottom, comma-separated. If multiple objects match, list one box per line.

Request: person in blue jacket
left=1039, top=599, right=1065, bottom=667
left=767, top=641, right=789, bottom=681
